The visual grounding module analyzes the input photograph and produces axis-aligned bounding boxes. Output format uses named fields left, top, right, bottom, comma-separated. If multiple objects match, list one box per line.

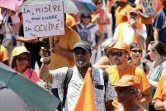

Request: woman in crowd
left=93, top=0, right=110, bottom=40
left=0, top=0, right=20, bottom=64
left=93, top=0, right=110, bottom=56
left=147, top=41, right=166, bottom=111
left=72, top=14, right=104, bottom=64
left=129, top=42, right=150, bottom=75
left=94, top=38, right=116, bottom=69
left=11, top=46, right=40, bottom=83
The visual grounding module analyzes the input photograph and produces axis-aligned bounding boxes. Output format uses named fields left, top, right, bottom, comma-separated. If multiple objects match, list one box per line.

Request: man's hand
left=129, top=19, right=137, bottom=28
left=39, top=47, right=51, bottom=62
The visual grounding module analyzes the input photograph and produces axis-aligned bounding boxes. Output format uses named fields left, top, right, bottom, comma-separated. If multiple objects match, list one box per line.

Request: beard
left=76, top=60, right=87, bottom=69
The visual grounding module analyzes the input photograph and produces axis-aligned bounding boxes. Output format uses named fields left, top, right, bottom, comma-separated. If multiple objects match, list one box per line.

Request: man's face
left=111, top=49, right=128, bottom=65
left=73, top=48, right=91, bottom=68
left=127, top=12, right=138, bottom=22
left=115, top=86, right=136, bottom=104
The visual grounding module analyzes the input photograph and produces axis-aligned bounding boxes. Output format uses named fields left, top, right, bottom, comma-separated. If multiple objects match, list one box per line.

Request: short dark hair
left=150, top=41, right=165, bottom=56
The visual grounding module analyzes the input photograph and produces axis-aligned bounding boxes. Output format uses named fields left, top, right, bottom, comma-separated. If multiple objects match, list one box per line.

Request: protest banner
left=141, top=0, right=155, bottom=15
left=23, top=1, right=64, bottom=38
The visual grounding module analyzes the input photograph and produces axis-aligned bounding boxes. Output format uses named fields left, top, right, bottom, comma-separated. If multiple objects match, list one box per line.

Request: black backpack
left=62, top=68, right=109, bottom=107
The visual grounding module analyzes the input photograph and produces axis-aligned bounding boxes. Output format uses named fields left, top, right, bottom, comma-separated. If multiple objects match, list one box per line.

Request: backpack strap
left=77, top=24, right=83, bottom=30
left=63, top=68, right=73, bottom=107
left=28, top=68, right=33, bottom=79
left=87, top=24, right=96, bottom=30
left=142, top=62, right=146, bottom=74
left=102, top=70, right=109, bottom=100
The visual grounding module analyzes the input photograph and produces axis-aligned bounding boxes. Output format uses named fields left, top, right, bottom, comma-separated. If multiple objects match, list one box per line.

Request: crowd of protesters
left=1, top=0, right=166, bottom=111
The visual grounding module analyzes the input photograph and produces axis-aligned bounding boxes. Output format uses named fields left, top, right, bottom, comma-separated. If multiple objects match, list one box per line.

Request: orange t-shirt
left=66, top=14, right=76, bottom=27
left=152, top=74, right=166, bottom=111
left=115, top=4, right=132, bottom=26
left=14, top=68, right=40, bottom=83
left=106, top=64, right=150, bottom=92
left=0, top=45, right=9, bottom=62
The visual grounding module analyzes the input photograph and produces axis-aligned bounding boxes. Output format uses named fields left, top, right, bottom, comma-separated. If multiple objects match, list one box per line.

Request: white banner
left=23, top=1, right=64, bottom=38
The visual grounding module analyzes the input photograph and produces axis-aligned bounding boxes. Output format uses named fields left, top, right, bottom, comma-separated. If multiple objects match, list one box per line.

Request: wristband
left=41, top=58, right=51, bottom=65
left=43, top=59, right=51, bottom=65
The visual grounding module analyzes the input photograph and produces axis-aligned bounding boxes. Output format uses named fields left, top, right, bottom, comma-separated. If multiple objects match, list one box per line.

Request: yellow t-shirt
left=66, top=14, right=76, bottom=27
left=106, top=64, right=150, bottom=92
left=49, top=26, right=80, bottom=70
left=0, top=45, right=9, bottom=62
left=115, top=4, right=132, bottom=27
left=152, top=74, right=166, bottom=111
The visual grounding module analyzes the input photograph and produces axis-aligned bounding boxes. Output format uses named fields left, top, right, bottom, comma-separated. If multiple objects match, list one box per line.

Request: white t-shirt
left=51, top=66, right=117, bottom=111
left=113, top=23, right=147, bottom=45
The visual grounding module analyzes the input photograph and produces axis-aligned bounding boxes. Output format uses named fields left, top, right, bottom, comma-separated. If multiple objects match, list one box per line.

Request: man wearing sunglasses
left=39, top=41, right=117, bottom=111
left=106, top=41, right=151, bottom=108
left=113, top=75, right=146, bottom=111
left=113, top=8, right=146, bottom=49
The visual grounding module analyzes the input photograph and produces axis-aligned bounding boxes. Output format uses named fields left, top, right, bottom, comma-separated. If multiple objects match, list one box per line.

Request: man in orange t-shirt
left=106, top=41, right=151, bottom=107
left=113, top=75, right=147, bottom=111
left=115, top=0, right=132, bottom=26
left=152, top=74, right=166, bottom=111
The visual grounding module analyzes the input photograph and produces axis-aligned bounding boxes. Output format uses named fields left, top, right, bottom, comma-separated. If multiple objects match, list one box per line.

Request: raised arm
left=39, top=47, right=52, bottom=83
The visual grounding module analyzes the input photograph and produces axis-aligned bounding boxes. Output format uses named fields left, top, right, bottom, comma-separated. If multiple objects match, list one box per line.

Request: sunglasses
left=114, top=87, right=135, bottom=93
left=73, top=51, right=87, bottom=56
left=82, top=16, right=91, bottom=19
left=97, top=2, right=102, bottom=4
left=131, top=50, right=142, bottom=53
left=111, top=52, right=127, bottom=57
left=130, top=12, right=138, bottom=16
left=16, top=57, right=28, bottom=62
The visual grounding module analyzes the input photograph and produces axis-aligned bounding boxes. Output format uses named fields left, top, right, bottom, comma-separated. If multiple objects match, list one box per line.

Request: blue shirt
left=153, top=7, right=166, bottom=45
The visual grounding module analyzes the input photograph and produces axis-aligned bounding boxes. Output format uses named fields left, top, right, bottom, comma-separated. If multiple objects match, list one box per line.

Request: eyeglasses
left=130, top=12, right=138, bottom=16
left=111, top=52, right=127, bottom=57
left=82, top=16, right=91, bottom=19
left=16, top=57, right=28, bottom=62
left=114, top=87, right=135, bottom=93
left=131, top=50, right=142, bottom=53
left=97, top=2, right=102, bottom=5
left=73, top=51, right=87, bottom=56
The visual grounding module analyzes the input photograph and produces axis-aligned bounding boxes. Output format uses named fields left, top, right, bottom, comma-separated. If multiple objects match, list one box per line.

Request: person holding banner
left=39, top=41, right=117, bottom=111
